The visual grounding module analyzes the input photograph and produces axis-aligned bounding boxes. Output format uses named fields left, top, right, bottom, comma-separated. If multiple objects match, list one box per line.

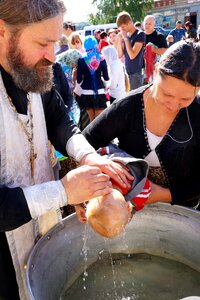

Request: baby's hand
left=74, top=204, right=87, bottom=223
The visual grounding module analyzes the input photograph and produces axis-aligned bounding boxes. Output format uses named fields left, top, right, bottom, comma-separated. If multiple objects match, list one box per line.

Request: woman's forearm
left=146, top=181, right=172, bottom=204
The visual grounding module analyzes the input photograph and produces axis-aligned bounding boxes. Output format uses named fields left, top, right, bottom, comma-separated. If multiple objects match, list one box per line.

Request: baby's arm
left=74, top=204, right=87, bottom=223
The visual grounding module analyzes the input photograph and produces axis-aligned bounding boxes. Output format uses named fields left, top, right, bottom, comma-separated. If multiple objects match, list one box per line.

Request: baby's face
left=86, top=189, right=132, bottom=238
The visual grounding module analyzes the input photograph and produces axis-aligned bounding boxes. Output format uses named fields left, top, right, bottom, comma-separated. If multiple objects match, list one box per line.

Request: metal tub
left=26, top=203, right=200, bottom=300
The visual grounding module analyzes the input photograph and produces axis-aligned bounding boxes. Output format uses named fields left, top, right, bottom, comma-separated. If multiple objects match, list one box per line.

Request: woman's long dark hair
left=158, top=40, right=200, bottom=87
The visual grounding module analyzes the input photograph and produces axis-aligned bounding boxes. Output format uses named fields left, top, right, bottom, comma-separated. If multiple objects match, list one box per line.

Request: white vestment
left=0, top=73, right=60, bottom=300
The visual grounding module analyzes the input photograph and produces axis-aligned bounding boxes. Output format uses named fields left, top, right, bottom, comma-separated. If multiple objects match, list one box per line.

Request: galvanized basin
left=26, top=203, right=200, bottom=300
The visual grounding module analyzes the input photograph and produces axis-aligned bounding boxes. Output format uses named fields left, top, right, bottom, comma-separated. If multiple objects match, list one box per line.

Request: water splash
left=80, top=223, right=90, bottom=291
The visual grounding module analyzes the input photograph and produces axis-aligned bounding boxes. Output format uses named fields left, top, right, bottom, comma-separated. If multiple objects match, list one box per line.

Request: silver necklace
left=165, top=107, right=193, bottom=143
left=143, top=92, right=193, bottom=144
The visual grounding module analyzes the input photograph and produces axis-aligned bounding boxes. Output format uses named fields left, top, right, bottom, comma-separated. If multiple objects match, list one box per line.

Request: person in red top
left=99, top=31, right=110, bottom=52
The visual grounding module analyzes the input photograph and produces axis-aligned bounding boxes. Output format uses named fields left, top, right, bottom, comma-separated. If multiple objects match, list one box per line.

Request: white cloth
left=102, top=46, right=126, bottom=99
left=23, top=180, right=66, bottom=219
left=66, top=133, right=95, bottom=162
left=0, top=73, right=64, bottom=300
left=145, top=128, right=163, bottom=167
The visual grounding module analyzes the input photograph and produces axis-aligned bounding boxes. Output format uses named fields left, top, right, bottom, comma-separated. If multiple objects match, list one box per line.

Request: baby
left=75, top=144, right=151, bottom=238
left=86, top=188, right=132, bottom=238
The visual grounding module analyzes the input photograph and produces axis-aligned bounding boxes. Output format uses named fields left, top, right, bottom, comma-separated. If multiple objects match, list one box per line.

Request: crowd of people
left=0, top=1, right=200, bottom=299
left=55, top=13, right=199, bottom=126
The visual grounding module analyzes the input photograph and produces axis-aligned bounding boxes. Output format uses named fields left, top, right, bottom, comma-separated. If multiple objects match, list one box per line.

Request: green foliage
left=89, top=0, right=153, bottom=25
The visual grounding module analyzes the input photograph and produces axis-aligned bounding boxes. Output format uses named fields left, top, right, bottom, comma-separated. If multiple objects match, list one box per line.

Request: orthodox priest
left=0, top=1, right=131, bottom=299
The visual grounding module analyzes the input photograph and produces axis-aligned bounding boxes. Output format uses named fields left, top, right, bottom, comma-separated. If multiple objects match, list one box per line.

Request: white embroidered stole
left=0, top=73, right=59, bottom=300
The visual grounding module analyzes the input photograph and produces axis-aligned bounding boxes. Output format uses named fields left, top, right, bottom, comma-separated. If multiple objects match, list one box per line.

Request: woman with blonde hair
left=69, top=32, right=85, bottom=55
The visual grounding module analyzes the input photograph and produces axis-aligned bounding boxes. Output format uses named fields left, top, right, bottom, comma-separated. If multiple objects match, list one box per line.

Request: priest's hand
left=61, top=165, right=112, bottom=204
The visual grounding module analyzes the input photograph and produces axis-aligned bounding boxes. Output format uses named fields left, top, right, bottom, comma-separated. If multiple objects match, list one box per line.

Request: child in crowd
left=75, top=145, right=151, bottom=238
left=102, top=45, right=127, bottom=103
left=77, top=35, right=109, bottom=122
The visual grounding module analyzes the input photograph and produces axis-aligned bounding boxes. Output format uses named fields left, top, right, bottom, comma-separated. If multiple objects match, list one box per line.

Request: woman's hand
left=80, top=153, right=134, bottom=190
left=146, top=181, right=172, bottom=204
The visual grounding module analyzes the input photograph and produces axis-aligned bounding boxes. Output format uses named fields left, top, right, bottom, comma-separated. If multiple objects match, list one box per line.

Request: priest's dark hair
left=0, top=0, right=66, bottom=26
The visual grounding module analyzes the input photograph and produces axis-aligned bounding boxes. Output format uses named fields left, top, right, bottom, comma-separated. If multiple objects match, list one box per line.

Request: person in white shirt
left=102, top=46, right=126, bottom=103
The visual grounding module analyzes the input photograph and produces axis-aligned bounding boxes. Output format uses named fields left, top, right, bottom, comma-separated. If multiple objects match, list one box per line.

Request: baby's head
left=86, top=189, right=132, bottom=238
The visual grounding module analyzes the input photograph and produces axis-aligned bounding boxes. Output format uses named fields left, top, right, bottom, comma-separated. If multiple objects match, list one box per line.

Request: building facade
left=148, top=0, right=200, bottom=29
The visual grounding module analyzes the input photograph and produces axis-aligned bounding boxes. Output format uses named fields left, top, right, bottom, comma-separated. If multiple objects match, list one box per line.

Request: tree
left=89, top=0, right=153, bottom=25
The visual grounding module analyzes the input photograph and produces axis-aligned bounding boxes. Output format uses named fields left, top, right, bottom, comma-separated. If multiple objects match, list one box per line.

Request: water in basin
left=60, top=253, right=200, bottom=300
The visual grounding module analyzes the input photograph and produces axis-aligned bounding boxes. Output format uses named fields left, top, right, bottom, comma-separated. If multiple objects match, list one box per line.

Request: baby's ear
left=126, top=201, right=133, bottom=213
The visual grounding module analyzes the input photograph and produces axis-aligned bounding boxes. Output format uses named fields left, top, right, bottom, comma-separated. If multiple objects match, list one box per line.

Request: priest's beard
left=6, top=34, right=53, bottom=94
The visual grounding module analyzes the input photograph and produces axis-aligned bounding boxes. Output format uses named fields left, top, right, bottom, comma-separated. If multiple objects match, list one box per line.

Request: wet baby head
left=86, top=189, right=131, bottom=238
